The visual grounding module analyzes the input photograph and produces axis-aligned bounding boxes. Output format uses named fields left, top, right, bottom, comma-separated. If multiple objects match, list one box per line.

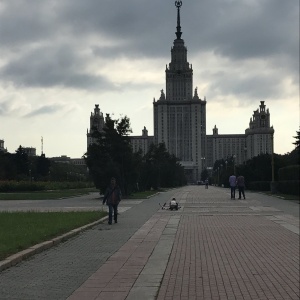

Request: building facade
left=87, top=104, right=105, bottom=149
left=130, top=126, right=154, bottom=155
left=206, top=101, right=274, bottom=168
left=153, top=2, right=206, bottom=182
left=87, top=3, right=274, bottom=183
left=0, top=139, right=6, bottom=152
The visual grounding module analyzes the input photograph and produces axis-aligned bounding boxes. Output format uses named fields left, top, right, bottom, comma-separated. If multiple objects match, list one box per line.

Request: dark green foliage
left=246, top=181, right=271, bottom=191
left=0, top=181, right=94, bottom=193
left=292, top=129, right=300, bottom=151
left=14, top=146, right=30, bottom=178
left=84, top=114, right=138, bottom=195
left=201, top=169, right=209, bottom=181
left=278, top=165, right=300, bottom=181
left=276, top=180, right=299, bottom=196
left=84, top=115, right=186, bottom=195
left=0, top=152, right=17, bottom=180
left=139, top=143, right=186, bottom=190
left=36, top=154, right=51, bottom=178
left=0, top=211, right=106, bottom=260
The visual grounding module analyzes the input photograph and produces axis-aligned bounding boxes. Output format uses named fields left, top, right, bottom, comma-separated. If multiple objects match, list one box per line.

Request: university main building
left=87, top=2, right=274, bottom=183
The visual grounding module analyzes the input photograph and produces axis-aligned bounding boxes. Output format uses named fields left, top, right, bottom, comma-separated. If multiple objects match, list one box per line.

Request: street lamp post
left=233, top=155, right=236, bottom=174
left=201, top=157, right=206, bottom=170
left=270, top=133, right=276, bottom=193
left=244, top=147, right=247, bottom=164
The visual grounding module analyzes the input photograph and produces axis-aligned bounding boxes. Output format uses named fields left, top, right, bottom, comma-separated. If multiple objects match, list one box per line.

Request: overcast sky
left=0, top=0, right=299, bottom=158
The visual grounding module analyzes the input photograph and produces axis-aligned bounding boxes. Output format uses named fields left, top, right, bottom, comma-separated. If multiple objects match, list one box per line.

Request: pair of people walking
left=229, top=174, right=246, bottom=199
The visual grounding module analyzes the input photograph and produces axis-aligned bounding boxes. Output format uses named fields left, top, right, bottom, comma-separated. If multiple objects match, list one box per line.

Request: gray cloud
left=0, top=44, right=117, bottom=90
left=0, top=0, right=298, bottom=98
left=206, top=71, right=283, bottom=101
left=23, top=104, right=63, bottom=118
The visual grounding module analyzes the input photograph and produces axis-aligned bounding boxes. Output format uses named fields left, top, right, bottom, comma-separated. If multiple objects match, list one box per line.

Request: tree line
left=208, top=129, right=299, bottom=188
left=0, top=146, right=87, bottom=182
left=84, top=114, right=186, bottom=195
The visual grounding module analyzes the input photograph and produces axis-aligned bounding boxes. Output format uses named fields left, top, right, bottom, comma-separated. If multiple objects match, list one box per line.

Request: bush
left=0, top=181, right=94, bottom=192
left=247, top=181, right=270, bottom=191
left=276, top=180, right=300, bottom=196
left=278, top=165, right=299, bottom=181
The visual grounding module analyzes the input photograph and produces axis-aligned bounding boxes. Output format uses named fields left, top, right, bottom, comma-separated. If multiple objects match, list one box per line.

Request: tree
left=293, top=129, right=300, bottom=151
left=84, top=114, right=138, bottom=195
left=36, top=154, right=51, bottom=180
left=139, top=143, right=186, bottom=190
left=14, top=146, right=29, bottom=180
left=200, top=168, right=209, bottom=181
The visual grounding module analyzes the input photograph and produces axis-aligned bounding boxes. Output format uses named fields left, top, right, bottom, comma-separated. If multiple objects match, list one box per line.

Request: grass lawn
left=0, top=211, right=106, bottom=260
left=0, top=188, right=98, bottom=200
left=263, top=192, right=299, bottom=201
left=125, top=190, right=161, bottom=199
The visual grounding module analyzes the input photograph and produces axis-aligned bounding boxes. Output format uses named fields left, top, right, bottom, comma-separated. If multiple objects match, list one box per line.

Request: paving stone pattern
left=0, top=186, right=299, bottom=300
left=0, top=191, right=175, bottom=300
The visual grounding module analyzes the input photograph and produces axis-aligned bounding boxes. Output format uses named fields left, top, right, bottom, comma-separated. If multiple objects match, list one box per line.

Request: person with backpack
left=103, top=177, right=122, bottom=225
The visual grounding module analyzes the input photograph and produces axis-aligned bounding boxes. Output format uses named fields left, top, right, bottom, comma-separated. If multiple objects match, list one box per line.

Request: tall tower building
left=153, top=1, right=206, bottom=182
left=245, top=101, right=274, bottom=159
left=87, top=104, right=105, bottom=148
left=86, top=3, right=275, bottom=183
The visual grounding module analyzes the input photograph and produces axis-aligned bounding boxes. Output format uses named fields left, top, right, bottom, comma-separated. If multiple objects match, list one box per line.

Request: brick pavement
left=0, top=186, right=299, bottom=300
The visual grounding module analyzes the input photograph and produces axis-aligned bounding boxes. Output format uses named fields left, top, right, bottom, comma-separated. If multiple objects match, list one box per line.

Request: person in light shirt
left=229, top=174, right=237, bottom=199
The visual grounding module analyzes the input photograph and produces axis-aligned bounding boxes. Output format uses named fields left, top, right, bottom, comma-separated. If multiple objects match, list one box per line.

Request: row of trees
left=0, top=147, right=88, bottom=182
left=208, top=130, right=299, bottom=188
left=84, top=115, right=186, bottom=195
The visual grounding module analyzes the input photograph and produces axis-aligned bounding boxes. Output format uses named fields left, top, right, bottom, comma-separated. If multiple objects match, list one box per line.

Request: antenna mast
left=41, top=136, right=43, bottom=155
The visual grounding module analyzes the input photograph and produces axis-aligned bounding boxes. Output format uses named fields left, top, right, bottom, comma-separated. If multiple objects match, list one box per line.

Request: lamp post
left=270, top=132, right=276, bottom=193
left=201, top=157, right=206, bottom=170
left=220, top=164, right=223, bottom=186
left=225, top=160, right=228, bottom=170
left=233, top=155, right=236, bottom=174
left=244, top=147, right=247, bottom=164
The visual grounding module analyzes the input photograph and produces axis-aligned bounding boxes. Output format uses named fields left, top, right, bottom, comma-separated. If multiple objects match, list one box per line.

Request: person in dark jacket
left=103, top=177, right=122, bottom=225
left=237, top=175, right=246, bottom=199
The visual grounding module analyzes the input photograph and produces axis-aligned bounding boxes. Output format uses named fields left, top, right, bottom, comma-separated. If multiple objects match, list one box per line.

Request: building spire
left=175, top=1, right=182, bottom=39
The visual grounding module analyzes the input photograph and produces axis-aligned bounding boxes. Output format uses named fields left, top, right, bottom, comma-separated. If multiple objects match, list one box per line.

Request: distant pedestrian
left=229, top=174, right=236, bottom=199
left=205, top=179, right=209, bottom=189
left=237, top=175, right=246, bottom=199
left=103, top=177, right=122, bottom=225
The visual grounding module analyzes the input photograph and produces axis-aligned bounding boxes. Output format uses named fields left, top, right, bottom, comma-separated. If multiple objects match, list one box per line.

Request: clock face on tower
left=176, top=70, right=181, bottom=75
left=260, top=114, right=266, bottom=120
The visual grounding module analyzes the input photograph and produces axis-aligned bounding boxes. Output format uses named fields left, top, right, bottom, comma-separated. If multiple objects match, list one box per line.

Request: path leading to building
left=0, top=186, right=299, bottom=300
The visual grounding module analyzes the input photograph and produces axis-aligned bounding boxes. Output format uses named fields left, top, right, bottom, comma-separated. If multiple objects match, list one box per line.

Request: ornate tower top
left=175, top=1, right=182, bottom=39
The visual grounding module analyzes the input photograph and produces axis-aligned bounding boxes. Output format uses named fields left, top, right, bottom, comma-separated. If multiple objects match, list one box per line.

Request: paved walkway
left=0, top=186, right=299, bottom=299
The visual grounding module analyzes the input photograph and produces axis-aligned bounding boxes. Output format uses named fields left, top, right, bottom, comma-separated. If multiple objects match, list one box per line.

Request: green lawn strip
left=262, top=192, right=299, bottom=201
left=0, top=188, right=98, bottom=200
left=0, top=211, right=106, bottom=260
left=126, top=190, right=160, bottom=199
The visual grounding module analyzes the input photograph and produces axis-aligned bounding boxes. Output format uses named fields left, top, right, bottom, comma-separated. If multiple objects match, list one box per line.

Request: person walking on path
left=229, top=174, right=237, bottom=199
left=237, top=174, right=246, bottom=199
left=205, top=178, right=209, bottom=189
left=103, top=177, right=122, bottom=225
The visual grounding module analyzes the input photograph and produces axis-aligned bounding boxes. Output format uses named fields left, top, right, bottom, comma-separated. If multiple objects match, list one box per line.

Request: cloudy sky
left=0, top=0, right=298, bottom=158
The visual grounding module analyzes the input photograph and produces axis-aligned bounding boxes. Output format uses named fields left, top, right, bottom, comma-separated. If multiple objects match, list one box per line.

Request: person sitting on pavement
left=169, top=198, right=179, bottom=210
